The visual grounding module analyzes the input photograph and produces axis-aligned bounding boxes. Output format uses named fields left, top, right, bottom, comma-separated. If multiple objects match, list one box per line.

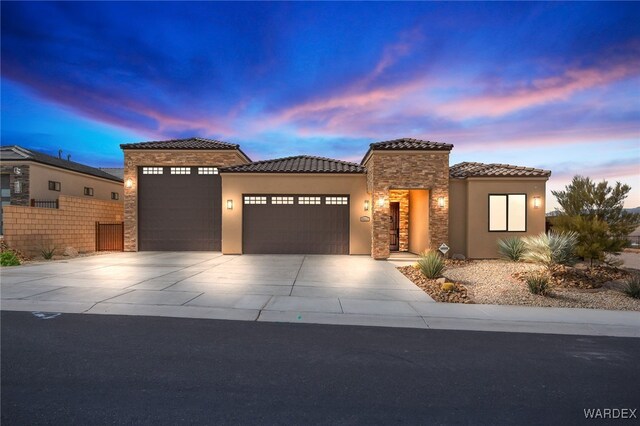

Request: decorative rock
left=452, top=253, right=466, bottom=260
left=436, top=277, right=446, bottom=284
left=441, top=282, right=455, bottom=292
left=63, top=246, right=78, bottom=257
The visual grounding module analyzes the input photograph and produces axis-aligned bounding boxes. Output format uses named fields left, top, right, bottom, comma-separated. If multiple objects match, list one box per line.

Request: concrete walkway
left=1, top=252, right=639, bottom=337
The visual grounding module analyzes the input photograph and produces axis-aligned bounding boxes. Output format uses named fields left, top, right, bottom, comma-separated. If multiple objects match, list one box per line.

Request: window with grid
left=142, top=167, right=163, bottom=175
left=170, top=167, right=191, bottom=175
left=84, top=187, right=94, bottom=196
left=298, top=196, right=321, bottom=205
left=244, top=196, right=267, bottom=205
left=48, top=180, right=61, bottom=191
left=325, top=196, right=348, bottom=205
left=271, top=196, right=294, bottom=205
left=198, top=167, right=218, bottom=175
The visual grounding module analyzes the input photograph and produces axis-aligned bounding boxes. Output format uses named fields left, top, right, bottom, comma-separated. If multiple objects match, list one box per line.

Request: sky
left=1, top=1, right=639, bottom=211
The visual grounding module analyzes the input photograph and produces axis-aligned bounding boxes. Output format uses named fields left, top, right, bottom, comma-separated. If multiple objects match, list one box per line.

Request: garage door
left=243, top=194, right=349, bottom=254
left=138, top=166, right=221, bottom=251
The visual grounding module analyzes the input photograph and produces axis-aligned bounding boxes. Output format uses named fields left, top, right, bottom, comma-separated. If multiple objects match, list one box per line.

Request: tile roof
left=0, top=145, right=123, bottom=182
left=450, top=162, right=551, bottom=178
left=120, top=137, right=240, bottom=150
left=221, top=155, right=366, bottom=174
left=370, top=138, right=454, bottom=151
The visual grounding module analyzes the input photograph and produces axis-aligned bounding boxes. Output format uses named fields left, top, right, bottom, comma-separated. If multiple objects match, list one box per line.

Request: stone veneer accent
left=389, top=190, right=409, bottom=252
left=2, top=195, right=123, bottom=255
left=366, top=151, right=449, bottom=259
left=1, top=164, right=30, bottom=206
left=123, top=150, right=248, bottom=251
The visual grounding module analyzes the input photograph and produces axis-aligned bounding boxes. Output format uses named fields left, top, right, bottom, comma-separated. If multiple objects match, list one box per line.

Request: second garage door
left=243, top=194, right=349, bottom=254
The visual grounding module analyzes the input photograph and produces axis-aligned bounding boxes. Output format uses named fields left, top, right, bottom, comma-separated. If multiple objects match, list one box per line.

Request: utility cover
left=439, top=243, right=450, bottom=255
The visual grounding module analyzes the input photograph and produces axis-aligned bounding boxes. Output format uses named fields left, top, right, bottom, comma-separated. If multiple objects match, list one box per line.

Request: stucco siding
left=408, top=189, right=429, bottom=254
left=28, top=163, right=123, bottom=202
left=448, top=179, right=468, bottom=257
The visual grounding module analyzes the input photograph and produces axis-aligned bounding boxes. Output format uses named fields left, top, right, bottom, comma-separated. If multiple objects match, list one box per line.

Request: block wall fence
left=2, top=195, right=123, bottom=256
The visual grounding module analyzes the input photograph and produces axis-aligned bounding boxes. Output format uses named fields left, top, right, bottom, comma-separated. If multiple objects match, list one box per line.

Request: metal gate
left=96, top=222, right=124, bottom=251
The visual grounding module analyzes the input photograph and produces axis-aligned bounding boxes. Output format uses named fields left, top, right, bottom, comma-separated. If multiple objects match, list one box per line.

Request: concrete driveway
left=1, top=252, right=434, bottom=327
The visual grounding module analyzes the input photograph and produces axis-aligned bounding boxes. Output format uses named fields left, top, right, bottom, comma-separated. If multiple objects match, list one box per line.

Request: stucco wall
left=28, top=163, right=123, bottom=202
left=465, top=178, right=547, bottom=258
left=220, top=173, right=371, bottom=255
left=2, top=195, right=123, bottom=255
left=448, top=179, right=468, bottom=257
left=408, top=189, right=429, bottom=254
left=123, top=149, right=248, bottom=251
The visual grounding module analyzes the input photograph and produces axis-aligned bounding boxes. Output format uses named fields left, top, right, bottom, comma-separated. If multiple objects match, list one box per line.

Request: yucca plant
left=40, top=247, right=56, bottom=260
left=623, top=275, right=640, bottom=299
left=497, top=237, right=525, bottom=261
left=522, top=231, right=578, bottom=268
left=417, top=250, right=445, bottom=279
left=525, top=272, right=550, bottom=295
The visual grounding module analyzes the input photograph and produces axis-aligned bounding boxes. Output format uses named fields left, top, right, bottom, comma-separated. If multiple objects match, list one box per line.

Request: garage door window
left=171, top=167, right=191, bottom=175
left=198, top=167, right=218, bottom=175
left=244, top=196, right=267, bottom=204
left=272, top=196, right=294, bottom=204
left=298, top=196, right=321, bottom=205
left=142, top=167, right=163, bottom=175
left=326, top=196, right=348, bottom=205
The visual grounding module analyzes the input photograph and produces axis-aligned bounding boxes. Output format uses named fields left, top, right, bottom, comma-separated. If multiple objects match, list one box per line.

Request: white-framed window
left=170, top=167, right=191, bottom=175
left=198, top=167, right=218, bottom=175
left=325, top=196, right=348, bottom=205
left=489, top=194, right=526, bottom=232
left=244, top=196, right=267, bottom=205
left=272, top=196, right=294, bottom=205
left=298, top=196, right=321, bottom=205
left=142, top=167, right=163, bottom=175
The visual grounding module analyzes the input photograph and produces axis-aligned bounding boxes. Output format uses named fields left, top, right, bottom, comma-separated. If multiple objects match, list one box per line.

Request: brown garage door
left=138, top=166, right=221, bottom=251
left=243, top=194, right=349, bottom=254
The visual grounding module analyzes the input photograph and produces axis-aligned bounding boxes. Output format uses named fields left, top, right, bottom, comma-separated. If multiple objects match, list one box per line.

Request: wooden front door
left=389, top=202, right=400, bottom=251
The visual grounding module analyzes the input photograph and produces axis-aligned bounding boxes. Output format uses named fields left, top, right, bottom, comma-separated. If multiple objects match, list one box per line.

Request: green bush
left=417, top=250, right=445, bottom=279
left=525, top=272, right=550, bottom=295
left=623, top=275, right=640, bottom=299
left=0, top=251, right=21, bottom=267
left=522, top=231, right=578, bottom=268
left=497, top=237, right=526, bottom=261
left=40, top=247, right=56, bottom=260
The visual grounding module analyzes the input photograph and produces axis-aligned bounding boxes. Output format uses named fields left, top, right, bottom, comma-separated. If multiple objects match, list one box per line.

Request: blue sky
left=2, top=2, right=639, bottom=209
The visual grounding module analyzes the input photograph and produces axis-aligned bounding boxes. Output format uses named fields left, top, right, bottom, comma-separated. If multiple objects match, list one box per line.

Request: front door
left=389, top=202, right=400, bottom=251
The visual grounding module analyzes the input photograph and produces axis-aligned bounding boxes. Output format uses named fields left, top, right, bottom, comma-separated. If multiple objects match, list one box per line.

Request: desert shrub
left=0, top=251, right=21, bottom=266
left=417, top=250, right=445, bottom=279
left=522, top=231, right=578, bottom=268
left=525, top=272, right=550, bottom=295
left=497, top=237, right=525, bottom=261
left=40, top=247, right=56, bottom=260
left=623, top=275, right=640, bottom=299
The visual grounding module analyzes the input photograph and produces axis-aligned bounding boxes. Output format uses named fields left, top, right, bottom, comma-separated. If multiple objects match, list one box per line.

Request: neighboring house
left=121, top=137, right=550, bottom=259
left=0, top=145, right=123, bottom=233
left=99, top=167, right=125, bottom=180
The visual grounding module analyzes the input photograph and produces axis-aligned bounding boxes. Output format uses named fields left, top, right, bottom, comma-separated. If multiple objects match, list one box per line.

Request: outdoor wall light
left=125, top=178, right=134, bottom=189
left=226, top=199, right=234, bottom=210
left=364, top=200, right=370, bottom=211
left=377, top=198, right=385, bottom=207
left=533, top=196, right=541, bottom=209
left=438, top=196, right=445, bottom=208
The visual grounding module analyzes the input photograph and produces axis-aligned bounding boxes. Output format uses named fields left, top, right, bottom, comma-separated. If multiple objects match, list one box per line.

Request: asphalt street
left=2, top=311, right=639, bottom=425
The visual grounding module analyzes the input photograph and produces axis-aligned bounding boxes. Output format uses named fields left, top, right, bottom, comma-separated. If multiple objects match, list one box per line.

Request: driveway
left=1, top=252, right=434, bottom=327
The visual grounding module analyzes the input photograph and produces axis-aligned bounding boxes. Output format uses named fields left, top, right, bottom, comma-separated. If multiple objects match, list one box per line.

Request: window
left=489, top=194, right=526, bottom=232
left=325, top=196, right=348, bottom=205
left=198, top=167, right=218, bottom=175
left=298, top=196, right=321, bottom=205
left=244, top=196, right=267, bottom=205
left=170, top=167, right=191, bottom=175
left=111, top=192, right=119, bottom=200
left=272, top=196, right=294, bottom=205
left=142, top=167, right=163, bottom=175
left=48, top=180, right=61, bottom=191
left=84, top=187, right=94, bottom=196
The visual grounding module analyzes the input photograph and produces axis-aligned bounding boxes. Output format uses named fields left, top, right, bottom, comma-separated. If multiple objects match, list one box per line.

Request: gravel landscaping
left=399, top=259, right=640, bottom=311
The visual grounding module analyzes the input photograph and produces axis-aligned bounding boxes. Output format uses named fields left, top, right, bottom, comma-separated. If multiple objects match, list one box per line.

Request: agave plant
left=497, top=237, right=525, bottom=261
left=522, top=231, right=578, bottom=268
left=417, top=250, right=445, bottom=279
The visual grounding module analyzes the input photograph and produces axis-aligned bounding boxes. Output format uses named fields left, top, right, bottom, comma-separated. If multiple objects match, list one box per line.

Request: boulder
left=436, top=277, right=446, bottom=284
left=63, top=246, right=78, bottom=257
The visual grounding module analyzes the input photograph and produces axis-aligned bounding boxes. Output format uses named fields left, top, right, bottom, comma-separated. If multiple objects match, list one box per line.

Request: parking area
left=1, top=252, right=434, bottom=327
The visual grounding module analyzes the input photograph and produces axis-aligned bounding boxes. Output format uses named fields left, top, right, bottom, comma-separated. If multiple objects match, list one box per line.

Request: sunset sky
left=2, top=2, right=639, bottom=210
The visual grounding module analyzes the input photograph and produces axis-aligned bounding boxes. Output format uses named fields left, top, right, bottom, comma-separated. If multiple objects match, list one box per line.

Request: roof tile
left=221, top=155, right=365, bottom=174
left=450, top=162, right=551, bottom=178
left=120, top=137, right=239, bottom=150
left=370, top=138, right=454, bottom=151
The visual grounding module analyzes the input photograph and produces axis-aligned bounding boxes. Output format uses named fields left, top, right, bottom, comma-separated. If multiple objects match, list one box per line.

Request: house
left=0, top=145, right=123, bottom=233
left=121, top=137, right=550, bottom=259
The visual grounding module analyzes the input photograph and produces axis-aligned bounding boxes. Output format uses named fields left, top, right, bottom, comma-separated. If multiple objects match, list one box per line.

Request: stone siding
left=123, top=150, right=248, bottom=251
left=366, top=151, right=449, bottom=259
left=2, top=195, right=123, bottom=255
left=1, top=164, right=30, bottom=206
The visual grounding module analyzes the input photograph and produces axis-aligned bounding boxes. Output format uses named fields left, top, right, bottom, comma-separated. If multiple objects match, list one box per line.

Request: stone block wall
left=2, top=195, right=123, bottom=256
left=1, top=164, right=30, bottom=206
left=366, top=151, right=449, bottom=259
left=123, top=150, right=248, bottom=251
left=389, top=190, right=409, bottom=251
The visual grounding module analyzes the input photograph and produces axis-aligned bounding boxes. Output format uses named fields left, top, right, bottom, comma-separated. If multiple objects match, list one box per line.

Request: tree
left=551, top=176, right=640, bottom=264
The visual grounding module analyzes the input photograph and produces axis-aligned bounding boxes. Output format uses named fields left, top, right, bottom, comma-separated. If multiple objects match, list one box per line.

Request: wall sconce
left=377, top=198, right=385, bottom=207
left=438, top=196, right=445, bottom=208
left=226, top=199, right=234, bottom=210
left=364, top=200, right=370, bottom=211
left=533, top=196, right=541, bottom=209
left=125, top=178, right=134, bottom=189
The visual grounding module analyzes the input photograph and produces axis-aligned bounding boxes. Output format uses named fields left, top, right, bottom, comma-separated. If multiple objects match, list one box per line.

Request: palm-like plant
left=522, top=231, right=578, bottom=268
left=497, top=237, right=525, bottom=261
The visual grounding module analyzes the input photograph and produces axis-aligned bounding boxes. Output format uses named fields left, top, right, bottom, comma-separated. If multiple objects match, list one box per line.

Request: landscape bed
left=398, top=259, right=640, bottom=311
